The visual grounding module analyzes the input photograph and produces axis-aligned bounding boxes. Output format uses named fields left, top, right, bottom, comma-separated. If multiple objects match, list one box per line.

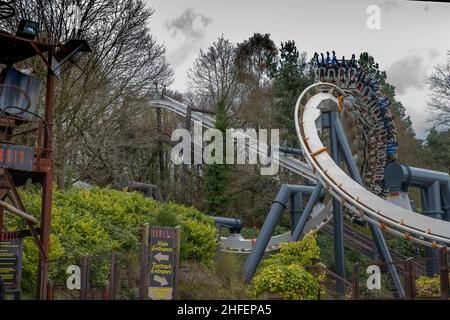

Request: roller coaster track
left=220, top=201, right=333, bottom=253
left=149, top=95, right=316, bottom=182
left=149, top=94, right=329, bottom=252
left=295, top=82, right=450, bottom=249
left=150, top=80, right=450, bottom=252
left=322, top=222, right=375, bottom=259
left=321, top=220, right=408, bottom=262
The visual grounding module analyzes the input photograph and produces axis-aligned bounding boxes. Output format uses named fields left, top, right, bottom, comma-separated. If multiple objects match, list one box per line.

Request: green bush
left=179, top=253, right=252, bottom=299
left=262, top=235, right=320, bottom=267
left=253, top=264, right=319, bottom=300
left=12, top=187, right=218, bottom=294
left=253, top=235, right=322, bottom=300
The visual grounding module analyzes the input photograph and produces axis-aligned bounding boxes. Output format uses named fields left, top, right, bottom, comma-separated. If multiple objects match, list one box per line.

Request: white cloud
left=428, top=48, right=439, bottom=61
left=165, top=8, right=212, bottom=40
left=165, top=8, right=212, bottom=66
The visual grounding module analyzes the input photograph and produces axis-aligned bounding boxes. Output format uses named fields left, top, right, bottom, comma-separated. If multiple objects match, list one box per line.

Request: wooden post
left=46, top=282, right=54, bottom=300
left=439, top=247, right=449, bottom=300
left=352, top=263, right=360, bottom=300
left=0, top=207, right=4, bottom=232
left=80, top=256, right=90, bottom=300
left=139, top=223, right=149, bottom=300
left=108, top=252, right=118, bottom=300
left=114, top=257, right=119, bottom=300
left=0, top=277, right=5, bottom=300
left=173, top=226, right=181, bottom=300
left=405, top=258, right=415, bottom=300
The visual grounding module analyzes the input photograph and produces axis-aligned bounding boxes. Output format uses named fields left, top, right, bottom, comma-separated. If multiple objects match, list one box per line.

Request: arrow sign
left=154, top=252, right=169, bottom=262
left=148, top=226, right=178, bottom=300
left=154, top=275, right=168, bottom=286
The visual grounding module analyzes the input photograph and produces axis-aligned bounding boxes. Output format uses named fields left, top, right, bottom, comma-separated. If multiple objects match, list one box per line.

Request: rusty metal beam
left=2, top=227, right=41, bottom=238
left=37, top=47, right=56, bottom=300
left=0, top=206, right=3, bottom=232
left=32, top=158, right=52, bottom=173
left=0, top=199, right=37, bottom=224
left=4, top=170, right=47, bottom=260
left=405, top=258, right=416, bottom=300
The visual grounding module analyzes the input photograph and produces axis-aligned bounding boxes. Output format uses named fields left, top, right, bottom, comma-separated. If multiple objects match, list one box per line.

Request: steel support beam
left=335, top=116, right=405, bottom=298
left=384, top=162, right=450, bottom=222
left=243, top=184, right=316, bottom=283
left=422, top=181, right=443, bottom=275
left=442, top=182, right=450, bottom=222
left=291, top=184, right=323, bottom=241
left=290, top=192, right=302, bottom=230
left=330, top=112, right=345, bottom=298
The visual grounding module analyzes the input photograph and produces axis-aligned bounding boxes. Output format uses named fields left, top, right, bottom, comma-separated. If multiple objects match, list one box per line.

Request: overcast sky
left=145, top=0, right=450, bottom=139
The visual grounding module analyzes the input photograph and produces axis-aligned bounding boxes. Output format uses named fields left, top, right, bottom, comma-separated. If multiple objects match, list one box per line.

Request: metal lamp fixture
left=16, top=19, right=39, bottom=40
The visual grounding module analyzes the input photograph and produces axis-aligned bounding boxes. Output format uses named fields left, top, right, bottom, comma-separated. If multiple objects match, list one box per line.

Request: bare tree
left=187, top=35, right=244, bottom=117
left=428, top=51, right=450, bottom=129
left=1, top=0, right=173, bottom=187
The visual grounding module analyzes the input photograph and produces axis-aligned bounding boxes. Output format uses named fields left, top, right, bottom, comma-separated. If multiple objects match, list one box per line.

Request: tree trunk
left=55, top=116, right=66, bottom=189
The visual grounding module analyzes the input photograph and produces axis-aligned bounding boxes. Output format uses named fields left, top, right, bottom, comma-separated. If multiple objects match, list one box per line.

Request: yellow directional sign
left=148, top=227, right=177, bottom=300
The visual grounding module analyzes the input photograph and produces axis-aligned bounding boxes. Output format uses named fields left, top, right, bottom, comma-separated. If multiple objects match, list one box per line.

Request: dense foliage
left=203, top=99, right=232, bottom=216
left=9, top=187, right=217, bottom=293
left=179, top=253, right=252, bottom=300
left=415, top=276, right=441, bottom=297
left=271, top=41, right=314, bottom=147
left=425, top=128, right=450, bottom=173
left=253, top=235, right=322, bottom=300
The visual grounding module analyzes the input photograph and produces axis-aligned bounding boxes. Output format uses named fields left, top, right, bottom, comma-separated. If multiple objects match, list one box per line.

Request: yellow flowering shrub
left=415, top=276, right=441, bottom=297
left=253, top=235, right=322, bottom=300
left=11, top=186, right=217, bottom=293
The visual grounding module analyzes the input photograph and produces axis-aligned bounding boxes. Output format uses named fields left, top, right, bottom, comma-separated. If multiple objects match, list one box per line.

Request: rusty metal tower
left=0, top=23, right=89, bottom=299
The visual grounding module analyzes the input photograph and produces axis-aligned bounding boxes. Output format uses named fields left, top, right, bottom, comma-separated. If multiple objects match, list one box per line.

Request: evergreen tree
left=188, top=36, right=239, bottom=216
left=271, top=41, right=313, bottom=147
left=424, top=128, right=450, bottom=172
left=203, top=99, right=231, bottom=215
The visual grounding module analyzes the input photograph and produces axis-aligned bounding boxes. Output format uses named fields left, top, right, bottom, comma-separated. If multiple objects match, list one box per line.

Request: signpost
left=0, top=144, right=33, bottom=171
left=147, top=226, right=180, bottom=300
left=0, top=232, right=23, bottom=293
